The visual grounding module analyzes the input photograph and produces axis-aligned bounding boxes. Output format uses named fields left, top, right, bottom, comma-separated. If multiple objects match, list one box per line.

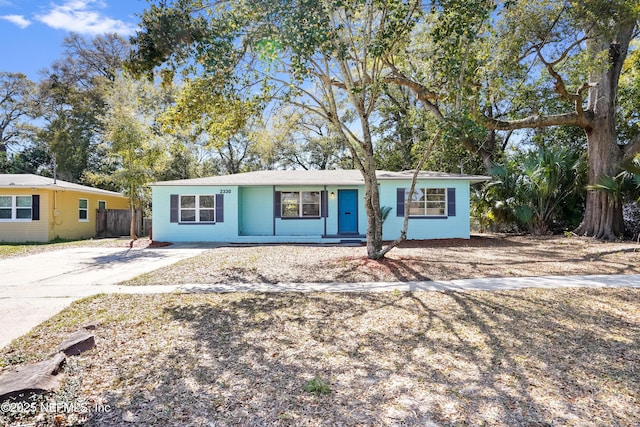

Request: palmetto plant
left=475, top=146, right=586, bottom=234
left=379, top=205, right=392, bottom=223
left=522, top=147, right=586, bottom=234
left=588, top=154, right=640, bottom=207
left=622, top=154, right=640, bottom=197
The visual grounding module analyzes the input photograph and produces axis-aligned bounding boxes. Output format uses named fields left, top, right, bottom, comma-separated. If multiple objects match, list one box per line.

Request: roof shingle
left=150, top=169, right=489, bottom=186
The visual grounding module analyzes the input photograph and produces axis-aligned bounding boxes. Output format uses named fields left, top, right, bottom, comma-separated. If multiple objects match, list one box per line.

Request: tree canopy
left=129, top=0, right=427, bottom=258
left=1, top=0, right=639, bottom=245
left=0, top=72, right=37, bottom=155
left=128, top=0, right=640, bottom=242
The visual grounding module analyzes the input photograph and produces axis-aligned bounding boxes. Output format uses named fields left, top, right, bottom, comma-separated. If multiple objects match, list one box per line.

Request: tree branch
left=384, top=70, right=439, bottom=102
left=377, top=130, right=442, bottom=257
left=479, top=111, right=589, bottom=131
left=502, top=129, right=514, bottom=151
left=527, top=32, right=593, bottom=118
left=533, top=45, right=589, bottom=114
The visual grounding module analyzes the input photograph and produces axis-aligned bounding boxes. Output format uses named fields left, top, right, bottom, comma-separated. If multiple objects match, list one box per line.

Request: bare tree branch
left=533, top=45, right=586, bottom=114
left=479, top=111, right=590, bottom=131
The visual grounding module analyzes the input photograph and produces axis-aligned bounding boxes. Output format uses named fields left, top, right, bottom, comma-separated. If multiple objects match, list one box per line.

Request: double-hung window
left=180, top=195, right=216, bottom=222
left=0, top=196, right=33, bottom=221
left=79, top=199, right=89, bottom=221
left=281, top=191, right=320, bottom=218
left=407, top=188, right=447, bottom=216
left=0, top=196, right=10, bottom=219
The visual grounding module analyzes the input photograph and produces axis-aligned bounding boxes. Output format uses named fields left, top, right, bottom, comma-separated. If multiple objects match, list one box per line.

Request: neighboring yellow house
left=0, top=174, right=129, bottom=242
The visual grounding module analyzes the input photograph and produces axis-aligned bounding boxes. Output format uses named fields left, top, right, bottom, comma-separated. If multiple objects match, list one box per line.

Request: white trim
left=406, top=188, right=448, bottom=217
left=0, top=195, right=33, bottom=222
left=179, top=194, right=216, bottom=223
left=78, top=198, right=89, bottom=222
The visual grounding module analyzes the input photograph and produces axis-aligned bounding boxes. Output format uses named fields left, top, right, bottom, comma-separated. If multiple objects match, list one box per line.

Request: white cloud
left=35, top=0, right=136, bottom=36
left=1, top=14, right=31, bottom=29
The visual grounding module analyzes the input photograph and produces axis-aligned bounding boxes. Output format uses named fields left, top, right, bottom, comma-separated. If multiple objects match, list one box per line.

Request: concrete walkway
left=1, top=243, right=639, bottom=349
left=177, top=274, right=640, bottom=293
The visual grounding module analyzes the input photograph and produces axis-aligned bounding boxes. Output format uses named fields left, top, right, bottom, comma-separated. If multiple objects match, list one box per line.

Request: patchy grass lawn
left=0, top=238, right=138, bottom=259
left=123, top=234, right=640, bottom=285
left=1, top=289, right=639, bottom=426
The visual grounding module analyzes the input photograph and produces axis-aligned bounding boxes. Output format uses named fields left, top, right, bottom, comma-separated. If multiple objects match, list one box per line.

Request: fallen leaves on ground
left=123, top=234, right=640, bottom=285
left=1, top=288, right=639, bottom=426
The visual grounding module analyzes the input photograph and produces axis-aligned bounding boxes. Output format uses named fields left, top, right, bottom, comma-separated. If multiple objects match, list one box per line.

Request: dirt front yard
left=1, top=234, right=639, bottom=426
left=1, top=289, right=638, bottom=426
left=122, top=234, right=640, bottom=285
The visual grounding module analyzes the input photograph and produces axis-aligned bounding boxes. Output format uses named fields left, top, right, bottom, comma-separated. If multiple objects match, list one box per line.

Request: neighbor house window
left=79, top=199, right=89, bottom=221
left=98, top=200, right=106, bottom=210
left=0, top=196, right=11, bottom=219
left=407, top=188, right=447, bottom=216
left=281, top=191, right=320, bottom=218
left=180, top=195, right=215, bottom=222
left=0, top=195, right=32, bottom=220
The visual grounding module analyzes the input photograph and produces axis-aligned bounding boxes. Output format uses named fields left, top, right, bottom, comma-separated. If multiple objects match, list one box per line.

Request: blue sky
left=0, top=0, right=147, bottom=81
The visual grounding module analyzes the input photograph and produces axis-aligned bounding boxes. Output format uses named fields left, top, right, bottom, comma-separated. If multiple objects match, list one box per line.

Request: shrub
left=623, top=202, right=640, bottom=240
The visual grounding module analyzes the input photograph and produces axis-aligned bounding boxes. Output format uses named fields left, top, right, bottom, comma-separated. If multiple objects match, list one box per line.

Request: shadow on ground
left=73, top=288, right=640, bottom=426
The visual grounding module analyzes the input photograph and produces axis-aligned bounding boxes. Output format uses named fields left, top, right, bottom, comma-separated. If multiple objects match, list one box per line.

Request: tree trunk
left=575, top=31, right=632, bottom=240
left=575, top=124, right=625, bottom=239
left=129, top=199, right=138, bottom=243
left=364, top=171, right=384, bottom=259
left=360, top=125, right=384, bottom=259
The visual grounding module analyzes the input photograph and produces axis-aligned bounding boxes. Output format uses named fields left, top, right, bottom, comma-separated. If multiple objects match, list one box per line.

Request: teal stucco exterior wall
left=239, top=186, right=273, bottom=236
left=151, top=184, right=239, bottom=242
left=379, top=179, right=471, bottom=240
left=151, top=178, right=472, bottom=242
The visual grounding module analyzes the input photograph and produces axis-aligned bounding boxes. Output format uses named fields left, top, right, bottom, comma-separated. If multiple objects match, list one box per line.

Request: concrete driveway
left=0, top=244, right=206, bottom=348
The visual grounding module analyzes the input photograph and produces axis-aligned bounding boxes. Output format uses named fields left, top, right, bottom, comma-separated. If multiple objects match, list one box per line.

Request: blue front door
left=338, top=189, right=358, bottom=234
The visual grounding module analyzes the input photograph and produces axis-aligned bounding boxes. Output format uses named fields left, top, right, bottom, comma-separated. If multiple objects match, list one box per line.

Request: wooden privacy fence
left=96, top=209, right=143, bottom=238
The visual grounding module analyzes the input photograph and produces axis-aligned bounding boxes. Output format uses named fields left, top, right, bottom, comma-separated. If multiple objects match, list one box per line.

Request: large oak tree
left=480, top=0, right=639, bottom=239
left=380, top=0, right=638, bottom=239
left=38, top=33, right=131, bottom=182
left=129, top=0, right=423, bottom=258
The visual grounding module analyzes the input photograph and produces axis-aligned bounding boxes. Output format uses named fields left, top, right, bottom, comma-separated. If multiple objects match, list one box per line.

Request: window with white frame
left=281, top=191, right=320, bottom=218
left=79, top=199, right=89, bottom=221
left=406, top=188, right=447, bottom=216
left=0, top=195, right=32, bottom=220
left=98, top=200, right=107, bottom=210
left=180, top=195, right=215, bottom=222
